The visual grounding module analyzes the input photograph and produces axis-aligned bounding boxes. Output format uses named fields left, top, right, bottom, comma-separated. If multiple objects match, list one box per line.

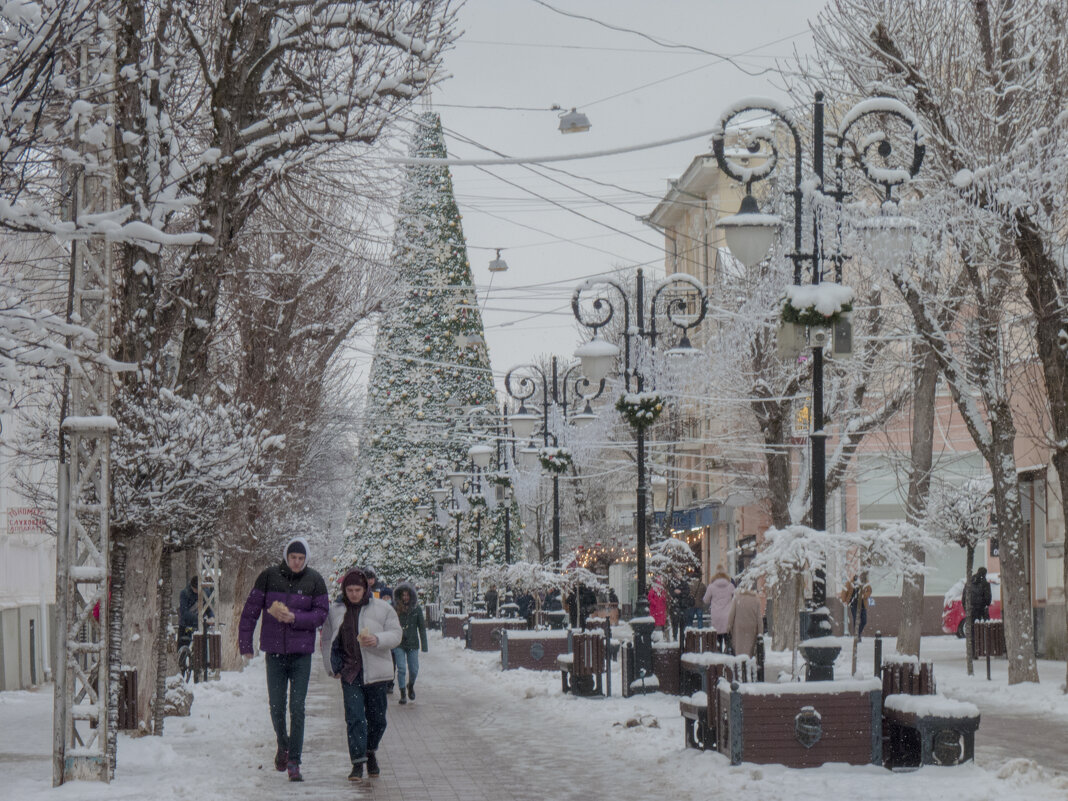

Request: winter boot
left=407, top=681, right=416, bottom=701
left=287, top=762, right=303, bottom=782
left=367, top=751, right=380, bottom=777
left=274, top=747, right=288, bottom=772
left=399, top=687, right=407, bottom=704
left=348, top=762, right=364, bottom=782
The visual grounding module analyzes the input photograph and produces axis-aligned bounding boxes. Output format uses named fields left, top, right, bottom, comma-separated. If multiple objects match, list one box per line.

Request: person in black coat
left=177, top=576, right=200, bottom=648
left=669, top=578, right=694, bottom=640
left=969, top=567, right=992, bottom=620
left=484, top=585, right=499, bottom=617
left=515, top=592, right=535, bottom=629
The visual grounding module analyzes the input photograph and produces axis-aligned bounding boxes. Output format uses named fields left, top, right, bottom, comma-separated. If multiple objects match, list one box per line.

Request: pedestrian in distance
left=702, top=565, right=735, bottom=651
left=968, top=567, right=992, bottom=620
left=391, top=582, right=429, bottom=705
left=178, top=575, right=203, bottom=649
left=726, top=586, right=762, bottom=657
left=238, top=537, right=329, bottom=782
left=515, top=591, right=534, bottom=629
left=840, top=572, right=872, bottom=640
left=322, top=567, right=402, bottom=783
left=484, top=584, right=499, bottom=617
left=669, top=577, right=694, bottom=640
left=364, top=566, right=391, bottom=600
left=647, top=577, right=668, bottom=631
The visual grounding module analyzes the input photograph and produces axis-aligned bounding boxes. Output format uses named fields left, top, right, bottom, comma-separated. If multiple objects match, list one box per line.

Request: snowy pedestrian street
left=4, top=634, right=1068, bottom=800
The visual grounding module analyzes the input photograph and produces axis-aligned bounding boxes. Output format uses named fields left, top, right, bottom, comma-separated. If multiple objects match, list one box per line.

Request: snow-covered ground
left=2, top=636, right=1066, bottom=800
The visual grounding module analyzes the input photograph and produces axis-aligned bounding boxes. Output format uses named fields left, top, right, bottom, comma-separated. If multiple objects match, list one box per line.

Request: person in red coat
left=647, top=577, right=668, bottom=629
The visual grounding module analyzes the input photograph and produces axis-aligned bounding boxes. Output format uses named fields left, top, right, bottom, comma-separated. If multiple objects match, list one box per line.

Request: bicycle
left=176, top=625, right=195, bottom=682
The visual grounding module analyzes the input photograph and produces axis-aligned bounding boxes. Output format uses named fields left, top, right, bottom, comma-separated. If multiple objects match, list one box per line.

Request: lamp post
left=504, top=356, right=602, bottom=565
left=492, top=404, right=516, bottom=564
left=710, top=92, right=924, bottom=611
left=571, top=270, right=708, bottom=607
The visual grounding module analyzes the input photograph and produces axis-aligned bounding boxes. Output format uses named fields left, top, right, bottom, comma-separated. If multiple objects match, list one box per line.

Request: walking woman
left=392, top=582, right=429, bottom=704
left=321, top=568, right=401, bottom=782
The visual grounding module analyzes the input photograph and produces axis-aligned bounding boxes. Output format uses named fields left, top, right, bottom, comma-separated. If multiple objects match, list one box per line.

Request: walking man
left=239, top=537, right=329, bottom=782
left=322, top=567, right=402, bottom=782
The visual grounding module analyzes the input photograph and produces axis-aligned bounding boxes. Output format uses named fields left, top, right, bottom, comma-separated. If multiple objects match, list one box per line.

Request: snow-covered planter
left=780, top=283, right=854, bottom=328
left=616, top=392, right=665, bottom=431
left=538, top=446, right=573, bottom=475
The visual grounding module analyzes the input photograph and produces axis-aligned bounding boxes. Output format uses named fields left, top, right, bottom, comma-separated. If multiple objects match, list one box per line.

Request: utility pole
left=53, top=41, right=116, bottom=785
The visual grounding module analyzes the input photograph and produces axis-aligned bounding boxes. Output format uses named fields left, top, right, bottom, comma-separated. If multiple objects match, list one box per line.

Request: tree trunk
left=120, top=533, right=162, bottom=732
left=1013, top=219, right=1068, bottom=689
left=152, top=548, right=173, bottom=735
left=989, top=419, right=1040, bottom=684
left=106, top=536, right=127, bottom=775
left=897, top=345, right=939, bottom=656
left=219, top=541, right=259, bottom=670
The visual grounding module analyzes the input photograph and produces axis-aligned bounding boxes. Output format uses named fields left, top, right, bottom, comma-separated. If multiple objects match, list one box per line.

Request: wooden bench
left=679, top=654, right=750, bottom=750
left=559, top=632, right=605, bottom=696
left=880, top=657, right=935, bottom=697
left=683, top=627, right=720, bottom=654
left=883, top=694, right=980, bottom=767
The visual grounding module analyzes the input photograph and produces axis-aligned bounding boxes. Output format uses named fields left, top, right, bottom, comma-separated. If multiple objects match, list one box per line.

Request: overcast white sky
left=366, top=0, right=831, bottom=390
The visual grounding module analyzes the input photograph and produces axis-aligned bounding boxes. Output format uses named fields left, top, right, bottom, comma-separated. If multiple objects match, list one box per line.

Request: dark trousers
left=342, top=679, right=389, bottom=764
left=265, top=653, right=312, bottom=765
left=850, top=603, right=868, bottom=638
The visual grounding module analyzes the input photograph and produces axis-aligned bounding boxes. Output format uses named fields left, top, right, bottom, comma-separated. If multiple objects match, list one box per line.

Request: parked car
left=942, top=573, right=1002, bottom=637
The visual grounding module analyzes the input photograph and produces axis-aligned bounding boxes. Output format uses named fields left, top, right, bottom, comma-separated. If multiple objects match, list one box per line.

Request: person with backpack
left=391, top=582, right=429, bottom=705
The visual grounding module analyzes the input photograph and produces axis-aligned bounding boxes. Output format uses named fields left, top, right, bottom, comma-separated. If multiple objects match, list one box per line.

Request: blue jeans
left=392, top=647, right=420, bottom=687
left=265, top=653, right=312, bottom=765
left=341, top=680, right=388, bottom=764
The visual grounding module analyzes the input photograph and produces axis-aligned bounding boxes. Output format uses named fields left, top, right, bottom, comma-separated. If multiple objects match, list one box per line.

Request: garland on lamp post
left=616, top=391, right=665, bottom=431
left=780, top=283, right=854, bottom=327
left=487, top=472, right=512, bottom=489
left=538, top=446, right=573, bottom=475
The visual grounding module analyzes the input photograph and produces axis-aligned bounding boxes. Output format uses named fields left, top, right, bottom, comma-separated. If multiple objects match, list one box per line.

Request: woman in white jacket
left=321, top=567, right=402, bottom=782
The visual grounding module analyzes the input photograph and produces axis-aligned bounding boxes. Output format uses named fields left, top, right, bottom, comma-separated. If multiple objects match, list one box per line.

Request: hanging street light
left=488, top=248, right=509, bottom=272
left=571, top=269, right=709, bottom=609
left=710, top=91, right=925, bottom=632
left=504, top=356, right=605, bottom=565
left=558, top=106, right=591, bottom=134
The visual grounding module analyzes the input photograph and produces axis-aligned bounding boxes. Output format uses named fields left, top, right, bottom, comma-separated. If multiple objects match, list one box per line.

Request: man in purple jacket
left=239, top=536, right=329, bottom=782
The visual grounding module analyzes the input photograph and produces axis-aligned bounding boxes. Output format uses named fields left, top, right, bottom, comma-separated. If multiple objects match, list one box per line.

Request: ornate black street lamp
left=504, top=356, right=602, bottom=565
left=710, top=92, right=924, bottom=609
left=571, top=269, right=708, bottom=606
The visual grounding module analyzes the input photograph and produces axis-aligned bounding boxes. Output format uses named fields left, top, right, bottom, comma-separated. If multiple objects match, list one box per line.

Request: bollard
left=874, top=632, right=883, bottom=679
left=603, top=616, right=612, bottom=697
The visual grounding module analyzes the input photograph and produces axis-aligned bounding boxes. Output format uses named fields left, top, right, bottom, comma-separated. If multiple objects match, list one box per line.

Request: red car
left=942, top=574, right=1002, bottom=637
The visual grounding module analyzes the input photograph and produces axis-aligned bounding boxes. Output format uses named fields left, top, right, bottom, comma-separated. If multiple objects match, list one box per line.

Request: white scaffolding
left=52, top=41, right=116, bottom=785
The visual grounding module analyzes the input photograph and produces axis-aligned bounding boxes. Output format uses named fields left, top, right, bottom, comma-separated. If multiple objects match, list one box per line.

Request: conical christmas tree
left=337, top=113, right=514, bottom=583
